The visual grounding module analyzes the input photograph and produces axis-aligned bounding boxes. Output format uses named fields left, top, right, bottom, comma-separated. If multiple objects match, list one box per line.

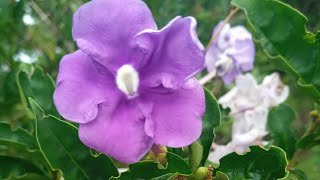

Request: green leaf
left=231, top=0, right=320, bottom=101
left=8, top=173, right=51, bottom=180
left=167, top=147, right=183, bottom=157
left=297, top=128, right=320, bottom=149
left=287, top=169, right=307, bottom=180
left=267, top=104, right=296, bottom=159
left=212, top=171, right=229, bottom=180
left=0, top=156, right=49, bottom=180
left=29, top=98, right=119, bottom=180
left=0, top=0, right=13, bottom=25
left=113, top=152, right=192, bottom=179
left=0, top=122, right=36, bottom=149
left=197, top=88, right=221, bottom=166
left=0, top=122, right=48, bottom=170
left=17, top=64, right=58, bottom=116
left=153, top=173, right=194, bottom=180
left=217, top=146, right=288, bottom=180
left=297, top=109, right=320, bottom=149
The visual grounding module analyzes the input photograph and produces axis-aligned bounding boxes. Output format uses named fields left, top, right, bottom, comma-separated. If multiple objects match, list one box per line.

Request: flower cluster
left=53, top=0, right=206, bottom=163
left=208, top=73, right=289, bottom=164
left=205, top=23, right=255, bottom=84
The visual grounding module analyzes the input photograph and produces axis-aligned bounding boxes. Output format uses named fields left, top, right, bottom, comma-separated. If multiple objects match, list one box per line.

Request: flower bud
left=195, top=167, right=209, bottom=180
left=151, top=145, right=167, bottom=166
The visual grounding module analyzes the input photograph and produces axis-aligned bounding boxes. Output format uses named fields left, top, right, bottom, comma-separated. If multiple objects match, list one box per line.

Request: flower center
left=215, top=54, right=233, bottom=76
left=116, top=64, right=139, bottom=96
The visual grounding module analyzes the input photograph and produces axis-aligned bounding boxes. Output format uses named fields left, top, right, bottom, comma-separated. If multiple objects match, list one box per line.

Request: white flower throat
left=116, top=64, right=139, bottom=96
left=215, top=54, right=233, bottom=76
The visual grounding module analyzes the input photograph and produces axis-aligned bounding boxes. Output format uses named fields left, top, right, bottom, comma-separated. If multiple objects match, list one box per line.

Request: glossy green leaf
left=17, top=64, right=58, bottom=116
left=267, top=104, right=296, bottom=159
left=198, top=88, right=221, bottom=166
left=217, top=146, right=288, bottom=180
left=113, top=152, right=192, bottom=179
left=29, top=98, right=119, bottom=180
left=231, top=0, right=320, bottom=101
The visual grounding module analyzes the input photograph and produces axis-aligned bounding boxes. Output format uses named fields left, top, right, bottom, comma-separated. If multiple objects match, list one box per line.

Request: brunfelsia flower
left=205, top=23, right=255, bottom=84
left=53, top=0, right=206, bottom=164
left=208, top=73, right=289, bottom=164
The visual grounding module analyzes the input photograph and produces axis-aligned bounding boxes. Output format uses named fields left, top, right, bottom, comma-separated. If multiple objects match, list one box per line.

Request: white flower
left=205, top=23, right=255, bottom=84
left=208, top=73, right=289, bottom=164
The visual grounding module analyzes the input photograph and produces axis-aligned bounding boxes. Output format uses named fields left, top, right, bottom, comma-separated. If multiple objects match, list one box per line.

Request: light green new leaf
left=232, top=0, right=320, bottom=101
left=29, top=98, right=119, bottom=180
left=189, top=141, right=203, bottom=172
left=217, top=146, right=288, bottom=180
left=267, top=104, right=296, bottom=159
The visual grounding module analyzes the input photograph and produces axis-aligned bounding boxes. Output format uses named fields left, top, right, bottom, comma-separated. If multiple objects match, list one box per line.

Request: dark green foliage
left=217, top=146, right=288, bottom=180
left=267, top=104, right=296, bottom=159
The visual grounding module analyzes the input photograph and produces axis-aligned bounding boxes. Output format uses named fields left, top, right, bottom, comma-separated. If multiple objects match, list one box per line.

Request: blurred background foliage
left=0, top=0, right=320, bottom=179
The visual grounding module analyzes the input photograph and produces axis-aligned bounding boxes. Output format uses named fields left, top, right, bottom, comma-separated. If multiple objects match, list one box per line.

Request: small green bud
left=310, top=110, right=319, bottom=119
left=195, top=167, right=209, bottom=180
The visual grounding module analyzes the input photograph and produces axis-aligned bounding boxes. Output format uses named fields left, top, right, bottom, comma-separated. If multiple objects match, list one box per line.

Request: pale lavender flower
left=208, top=73, right=289, bottom=164
left=205, top=23, right=255, bottom=84
left=53, top=0, right=205, bottom=163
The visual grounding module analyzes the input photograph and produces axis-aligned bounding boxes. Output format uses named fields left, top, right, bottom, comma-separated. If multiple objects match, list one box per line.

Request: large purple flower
left=53, top=0, right=205, bottom=164
left=205, top=23, right=255, bottom=84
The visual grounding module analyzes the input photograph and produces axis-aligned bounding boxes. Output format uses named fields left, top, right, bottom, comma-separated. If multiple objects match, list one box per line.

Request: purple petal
left=228, top=26, right=253, bottom=42
left=205, top=43, right=222, bottom=72
left=135, top=16, right=205, bottom=89
left=221, top=66, right=240, bottom=85
left=54, top=50, right=121, bottom=123
left=72, top=0, right=157, bottom=72
left=139, top=78, right=205, bottom=147
left=79, top=100, right=153, bottom=164
left=228, top=26, right=255, bottom=71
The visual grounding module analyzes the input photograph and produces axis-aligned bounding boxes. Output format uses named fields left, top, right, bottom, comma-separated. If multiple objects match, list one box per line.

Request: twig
left=30, top=0, right=51, bottom=24
left=205, top=7, right=239, bottom=52
left=199, top=69, right=217, bottom=85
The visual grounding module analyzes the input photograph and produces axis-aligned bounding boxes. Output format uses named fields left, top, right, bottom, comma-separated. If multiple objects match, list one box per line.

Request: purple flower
left=53, top=0, right=205, bottom=164
left=205, top=23, right=255, bottom=84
